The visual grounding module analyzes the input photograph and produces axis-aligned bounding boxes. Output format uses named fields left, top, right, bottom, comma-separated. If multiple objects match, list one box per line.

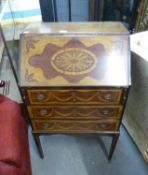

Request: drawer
left=27, top=89, right=122, bottom=105
left=32, top=120, right=119, bottom=133
left=28, top=105, right=123, bottom=119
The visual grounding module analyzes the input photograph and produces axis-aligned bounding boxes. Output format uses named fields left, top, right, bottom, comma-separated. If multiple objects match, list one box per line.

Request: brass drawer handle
left=39, top=109, right=48, bottom=116
left=103, top=94, right=113, bottom=101
left=101, top=110, right=110, bottom=116
left=99, top=123, right=108, bottom=129
left=42, top=122, right=49, bottom=128
left=37, top=93, right=46, bottom=101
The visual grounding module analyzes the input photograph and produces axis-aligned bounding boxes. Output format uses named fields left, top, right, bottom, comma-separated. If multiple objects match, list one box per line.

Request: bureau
left=18, top=22, right=131, bottom=160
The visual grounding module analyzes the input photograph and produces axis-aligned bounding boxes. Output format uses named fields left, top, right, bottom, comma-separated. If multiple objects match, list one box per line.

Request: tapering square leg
left=108, top=133, right=120, bottom=160
left=32, top=133, right=44, bottom=158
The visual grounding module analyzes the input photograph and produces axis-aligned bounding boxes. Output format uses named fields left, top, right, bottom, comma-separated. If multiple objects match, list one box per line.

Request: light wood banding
left=28, top=105, right=123, bottom=119
left=32, top=120, right=119, bottom=133
left=27, top=89, right=122, bottom=105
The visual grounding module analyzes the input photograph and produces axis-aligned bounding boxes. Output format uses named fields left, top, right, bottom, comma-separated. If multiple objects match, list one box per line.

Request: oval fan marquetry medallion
left=51, top=48, right=97, bottom=75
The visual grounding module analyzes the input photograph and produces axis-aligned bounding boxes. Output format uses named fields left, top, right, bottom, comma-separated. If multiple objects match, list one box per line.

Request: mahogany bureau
left=18, top=22, right=131, bottom=160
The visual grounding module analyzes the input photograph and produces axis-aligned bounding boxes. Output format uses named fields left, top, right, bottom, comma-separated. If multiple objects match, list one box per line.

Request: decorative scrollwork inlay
left=25, top=69, right=37, bottom=83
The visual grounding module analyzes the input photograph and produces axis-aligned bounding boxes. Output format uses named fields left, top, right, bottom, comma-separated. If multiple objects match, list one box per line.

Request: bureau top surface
left=19, top=22, right=131, bottom=87
left=22, top=22, right=129, bottom=35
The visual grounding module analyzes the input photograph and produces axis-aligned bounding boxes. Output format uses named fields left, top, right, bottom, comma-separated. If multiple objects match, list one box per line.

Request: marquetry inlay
left=51, top=48, right=97, bottom=75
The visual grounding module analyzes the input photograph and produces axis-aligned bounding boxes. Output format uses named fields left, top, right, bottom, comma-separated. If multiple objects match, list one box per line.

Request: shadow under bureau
left=18, top=22, right=131, bottom=160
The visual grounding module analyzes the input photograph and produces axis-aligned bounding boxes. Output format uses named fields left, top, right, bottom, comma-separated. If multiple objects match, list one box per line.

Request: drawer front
left=27, top=89, right=122, bottom=105
left=28, top=105, right=123, bottom=119
left=32, top=120, right=119, bottom=133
